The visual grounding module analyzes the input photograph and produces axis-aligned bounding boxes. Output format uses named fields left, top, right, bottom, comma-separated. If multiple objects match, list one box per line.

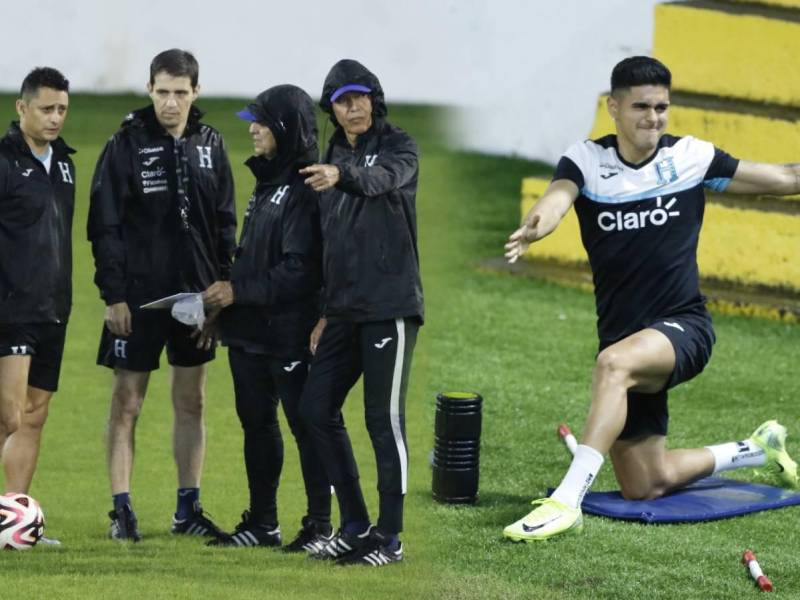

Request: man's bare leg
left=545, top=328, right=677, bottom=506
left=581, top=328, right=676, bottom=453
left=171, top=364, right=207, bottom=489
left=0, top=355, right=31, bottom=458
left=504, top=329, right=681, bottom=540
left=609, top=434, right=714, bottom=500
left=107, top=369, right=149, bottom=494
left=3, top=385, right=54, bottom=493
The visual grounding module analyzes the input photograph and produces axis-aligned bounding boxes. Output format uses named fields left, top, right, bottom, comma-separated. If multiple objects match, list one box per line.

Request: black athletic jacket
left=87, top=105, right=236, bottom=306
left=318, top=60, right=424, bottom=323
left=0, top=122, right=75, bottom=324
left=220, top=85, right=321, bottom=359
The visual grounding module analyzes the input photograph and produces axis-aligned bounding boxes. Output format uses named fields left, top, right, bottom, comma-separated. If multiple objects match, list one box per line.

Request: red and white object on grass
left=558, top=424, right=578, bottom=455
left=742, top=549, right=773, bottom=592
left=0, top=493, right=45, bottom=550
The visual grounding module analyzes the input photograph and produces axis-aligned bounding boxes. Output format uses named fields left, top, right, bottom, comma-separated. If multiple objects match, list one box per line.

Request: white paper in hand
left=171, top=294, right=205, bottom=329
left=140, top=292, right=198, bottom=310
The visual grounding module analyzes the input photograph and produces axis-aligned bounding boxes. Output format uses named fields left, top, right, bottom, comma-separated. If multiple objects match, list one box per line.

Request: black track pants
left=300, top=318, right=418, bottom=534
left=228, top=347, right=331, bottom=526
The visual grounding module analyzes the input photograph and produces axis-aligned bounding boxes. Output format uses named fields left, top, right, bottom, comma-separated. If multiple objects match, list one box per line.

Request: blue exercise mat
left=569, top=477, right=800, bottom=524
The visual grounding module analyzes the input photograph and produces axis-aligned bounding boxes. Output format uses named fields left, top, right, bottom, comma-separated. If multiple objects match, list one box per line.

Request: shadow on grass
left=425, top=490, right=543, bottom=528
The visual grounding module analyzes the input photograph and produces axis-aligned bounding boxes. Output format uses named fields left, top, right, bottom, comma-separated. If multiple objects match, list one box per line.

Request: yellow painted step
left=520, top=178, right=800, bottom=291
left=653, top=3, right=800, bottom=107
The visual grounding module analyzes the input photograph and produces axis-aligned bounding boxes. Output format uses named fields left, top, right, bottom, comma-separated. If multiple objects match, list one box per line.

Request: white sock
left=706, top=439, right=766, bottom=474
left=550, top=444, right=604, bottom=509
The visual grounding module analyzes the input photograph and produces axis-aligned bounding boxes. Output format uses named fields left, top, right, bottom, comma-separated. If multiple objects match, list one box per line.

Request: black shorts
left=617, top=311, right=716, bottom=440
left=0, top=322, right=68, bottom=392
left=97, top=308, right=214, bottom=372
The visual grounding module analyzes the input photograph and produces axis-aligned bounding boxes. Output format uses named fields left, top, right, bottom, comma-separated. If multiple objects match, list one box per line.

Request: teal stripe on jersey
left=582, top=180, right=703, bottom=204
left=704, top=177, right=732, bottom=192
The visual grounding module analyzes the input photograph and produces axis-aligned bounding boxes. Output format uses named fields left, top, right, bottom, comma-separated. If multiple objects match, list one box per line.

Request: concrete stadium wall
left=0, top=0, right=665, bottom=162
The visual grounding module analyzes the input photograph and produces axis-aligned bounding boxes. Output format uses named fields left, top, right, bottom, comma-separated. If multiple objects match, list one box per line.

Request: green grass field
left=1, top=94, right=799, bottom=599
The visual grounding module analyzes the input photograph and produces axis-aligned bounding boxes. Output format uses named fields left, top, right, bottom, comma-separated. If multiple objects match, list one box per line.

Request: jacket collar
left=330, top=119, right=383, bottom=151
left=245, top=155, right=313, bottom=186
left=4, top=121, right=76, bottom=157
left=124, top=104, right=205, bottom=138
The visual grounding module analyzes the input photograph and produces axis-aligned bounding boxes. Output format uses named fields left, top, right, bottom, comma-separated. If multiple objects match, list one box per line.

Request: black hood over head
left=244, top=84, right=319, bottom=182
left=319, top=59, right=387, bottom=127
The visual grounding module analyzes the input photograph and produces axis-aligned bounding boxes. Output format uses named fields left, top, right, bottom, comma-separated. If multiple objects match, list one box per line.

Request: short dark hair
left=611, top=56, right=671, bottom=94
left=20, top=67, right=69, bottom=101
left=149, top=49, right=199, bottom=88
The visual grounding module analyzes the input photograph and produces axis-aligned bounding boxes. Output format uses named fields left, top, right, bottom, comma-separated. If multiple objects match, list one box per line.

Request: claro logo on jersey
left=597, top=196, right=680, bottom=232
left=141, top=165, right=168, bottom=194
left=141, top=167, right=166, bottom=179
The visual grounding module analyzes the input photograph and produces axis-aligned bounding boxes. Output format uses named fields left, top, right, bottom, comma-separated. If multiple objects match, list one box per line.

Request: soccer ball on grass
left=0, top=493, right=45, bottom=550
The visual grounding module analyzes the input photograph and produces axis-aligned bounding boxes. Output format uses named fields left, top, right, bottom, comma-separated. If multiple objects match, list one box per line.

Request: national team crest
left=654, top=157, right=678, bottom=186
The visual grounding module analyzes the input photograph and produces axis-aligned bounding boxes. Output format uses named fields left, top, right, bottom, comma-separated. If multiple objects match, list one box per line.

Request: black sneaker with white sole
left=336, top=529, right=403, bottom=567
left=206, top=511, right=281, bottom=547
left=108, top=503, right=141, bottom=542
left=282, top=516, right=333, bottom=554
left=308, top=525, right=373, bottom=561
left=171, top=501, right=225, bottom=539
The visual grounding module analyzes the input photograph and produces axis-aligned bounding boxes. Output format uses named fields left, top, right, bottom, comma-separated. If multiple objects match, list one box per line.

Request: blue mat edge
left=547, top=477, right=800, bottom=524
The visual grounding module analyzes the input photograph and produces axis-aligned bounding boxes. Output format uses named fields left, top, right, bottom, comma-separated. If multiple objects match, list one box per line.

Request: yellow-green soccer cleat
left=503, top=497, right=583, bottom=542
left=750, top=420, right=799, bottom=489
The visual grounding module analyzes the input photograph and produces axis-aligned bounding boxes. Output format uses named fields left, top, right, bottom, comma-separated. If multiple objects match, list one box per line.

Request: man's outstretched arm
left=504, top=178, right=579, bottom=263
left=725, top=160, right=800, bottom=196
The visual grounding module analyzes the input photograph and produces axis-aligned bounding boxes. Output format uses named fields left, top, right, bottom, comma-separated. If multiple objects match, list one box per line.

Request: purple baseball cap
left=330, top=84, right=371, bottom=103
left=236, top=108, right=257, bottom=122
left=236, top=103, right=266, bottom=122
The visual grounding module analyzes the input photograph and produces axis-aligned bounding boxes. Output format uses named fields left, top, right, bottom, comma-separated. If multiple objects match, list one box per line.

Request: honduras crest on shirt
left=654, top=156, right=678, bottom=186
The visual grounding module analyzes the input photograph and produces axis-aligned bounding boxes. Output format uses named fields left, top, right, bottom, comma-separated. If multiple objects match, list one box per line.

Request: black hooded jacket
left=220, top=85, right=322, bottom=359
left=318, top=60, right=424, bottom=323
left=0, top=122, right=75, bottom=324
left=87, top=105, right=237, bottom=306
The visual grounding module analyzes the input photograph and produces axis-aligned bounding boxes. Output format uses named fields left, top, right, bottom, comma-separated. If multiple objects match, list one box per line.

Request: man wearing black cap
left=0, top=68, right=74, bottom=545
left=202, top=84, right=332, bottom=551
left=88, top=49, right=236, bottom=542
left=299, top=59, right=423, bottom=567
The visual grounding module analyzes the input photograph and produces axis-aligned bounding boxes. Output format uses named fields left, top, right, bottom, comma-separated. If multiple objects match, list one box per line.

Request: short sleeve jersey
left=553, top=134, right=739, bottom=345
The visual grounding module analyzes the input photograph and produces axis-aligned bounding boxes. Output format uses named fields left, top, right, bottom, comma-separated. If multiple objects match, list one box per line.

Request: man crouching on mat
left=503, top=56, right=800, bottom=542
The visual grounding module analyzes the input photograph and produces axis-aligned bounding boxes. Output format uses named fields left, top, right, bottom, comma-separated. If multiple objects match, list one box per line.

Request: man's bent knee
left=23, top=388, right=54, bottom=430
left=0, top=411, right=21, bottom=436
left=110, top=388, right=144, bottom=424
left=595, top=347, right=635, bottom=385
left=110, top=370, right=148, bottom=423
left=299, top=398, right=335, bottom=432
left=22, top=402, right=49, bottom=430
left=173, top=392, right=204, bottom=421
left=618, top=475, right=670, bottom=501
